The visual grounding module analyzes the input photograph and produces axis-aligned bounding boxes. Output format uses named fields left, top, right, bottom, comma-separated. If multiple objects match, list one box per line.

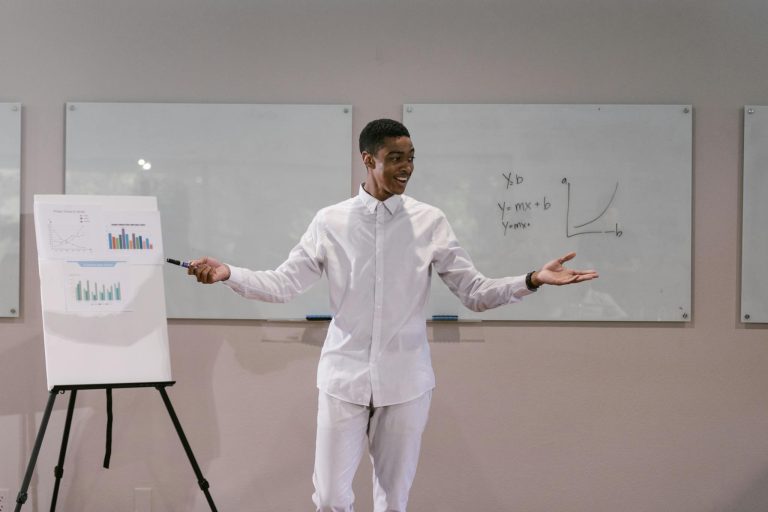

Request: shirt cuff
left=511, top=273, right=537, bottom=301
left=223, top=264, right=245, bottom=290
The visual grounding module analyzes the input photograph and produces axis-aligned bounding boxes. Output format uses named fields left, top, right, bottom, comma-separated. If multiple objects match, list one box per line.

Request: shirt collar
left=358, top=184, right=403, bottom=216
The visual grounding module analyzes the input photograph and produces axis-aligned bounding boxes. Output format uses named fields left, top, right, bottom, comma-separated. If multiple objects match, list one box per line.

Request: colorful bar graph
left=75, top=279, right=122, bottom=302
left=108, top=228, right=154, bottom=250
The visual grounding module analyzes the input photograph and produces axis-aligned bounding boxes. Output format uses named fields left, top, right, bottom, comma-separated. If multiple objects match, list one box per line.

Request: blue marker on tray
left=432, top=315, right=459, bottom=321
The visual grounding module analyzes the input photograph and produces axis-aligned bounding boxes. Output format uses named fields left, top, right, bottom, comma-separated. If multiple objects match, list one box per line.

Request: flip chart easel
left=14, top=382, right=217, bottom=512
left=21, top=195, right=218, bottom=511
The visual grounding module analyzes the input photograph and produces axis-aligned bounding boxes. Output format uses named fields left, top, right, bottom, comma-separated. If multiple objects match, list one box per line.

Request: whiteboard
left=65, top=103, right=352, bottom=319
left=34, top=195, right=172, bottom=389
left=403, top=104, right=692, bottom=322
left=741, top=106, right=768, bottom=323
left=0, top=103, right=21, bottom=317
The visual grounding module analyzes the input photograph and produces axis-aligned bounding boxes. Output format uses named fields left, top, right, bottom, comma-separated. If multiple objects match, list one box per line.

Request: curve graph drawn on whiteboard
left=562, top=178, right=623, bottom=238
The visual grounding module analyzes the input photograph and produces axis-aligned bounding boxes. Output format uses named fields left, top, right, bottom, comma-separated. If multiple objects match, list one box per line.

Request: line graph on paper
left=562, top=178, right=623, bottom=238
left=43, top=208, right=100, bottom=257
left=48, top=223, right=93, bottom=254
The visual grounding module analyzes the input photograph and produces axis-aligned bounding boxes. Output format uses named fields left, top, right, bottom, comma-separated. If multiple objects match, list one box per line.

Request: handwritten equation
left=496, top=172, right=623, bottom=237
left=496, top=172, right=550, bottom=235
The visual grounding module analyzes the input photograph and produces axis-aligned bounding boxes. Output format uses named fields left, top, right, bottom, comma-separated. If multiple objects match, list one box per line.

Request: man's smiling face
left=362, top=136, right=415, bottom=201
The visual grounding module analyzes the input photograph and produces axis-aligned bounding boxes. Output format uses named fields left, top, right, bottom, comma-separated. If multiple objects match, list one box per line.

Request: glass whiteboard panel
left=0, top=103, right=21, bottom=318
left=403, top=104, right=692, bottom=322
left=66, top=103, right=352, bottom=319
left=742, top=106, right=768, bottom=323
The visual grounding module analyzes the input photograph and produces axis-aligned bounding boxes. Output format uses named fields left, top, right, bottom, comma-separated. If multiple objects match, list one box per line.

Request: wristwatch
left=525, top=271, right=540, bottom=291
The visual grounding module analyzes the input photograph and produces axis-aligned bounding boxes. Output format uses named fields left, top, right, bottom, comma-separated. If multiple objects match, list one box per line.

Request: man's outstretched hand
left=188, top=256, right=232, bottom=284
left=531, top=252, right=598, bottom=287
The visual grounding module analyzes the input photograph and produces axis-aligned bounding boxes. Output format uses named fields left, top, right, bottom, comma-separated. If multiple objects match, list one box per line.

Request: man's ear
left=362, top=152, right=375, bottom=170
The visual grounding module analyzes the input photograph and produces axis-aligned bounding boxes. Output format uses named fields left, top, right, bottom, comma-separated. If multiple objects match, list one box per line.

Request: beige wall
left=2, top=1, right=768, bottom=510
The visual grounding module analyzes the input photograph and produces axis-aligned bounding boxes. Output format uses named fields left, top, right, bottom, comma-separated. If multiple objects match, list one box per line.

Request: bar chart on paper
left=74, top=279, right=123, bottom=302
left=107, top=226, right=155, bottom=250
left=103, top=213, right=163, bottom=264
left=64, top=262, right=133, bottom=313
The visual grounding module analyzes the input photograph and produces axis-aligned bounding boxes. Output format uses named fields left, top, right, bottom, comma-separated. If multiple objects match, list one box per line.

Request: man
left=188, top=119, right=598, bottom=511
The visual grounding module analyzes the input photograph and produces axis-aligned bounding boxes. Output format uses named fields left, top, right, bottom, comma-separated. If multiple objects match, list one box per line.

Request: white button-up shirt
left=225, top=186, right=535, bottom=406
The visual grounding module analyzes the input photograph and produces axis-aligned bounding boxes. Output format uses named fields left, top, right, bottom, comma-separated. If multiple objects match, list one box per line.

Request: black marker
left=166, top=258, right=191, bottom=268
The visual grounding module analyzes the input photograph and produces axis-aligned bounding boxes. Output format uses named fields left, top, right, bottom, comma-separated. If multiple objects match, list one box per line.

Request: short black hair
left=359, top=119, right=410, bottom=155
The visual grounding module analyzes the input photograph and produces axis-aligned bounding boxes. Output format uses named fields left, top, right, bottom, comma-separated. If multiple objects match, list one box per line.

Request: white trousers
left=312, top=390, right=432, bottom=512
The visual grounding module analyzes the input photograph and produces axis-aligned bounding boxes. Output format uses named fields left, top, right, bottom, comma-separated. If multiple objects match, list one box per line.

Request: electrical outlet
left=0, top=488, right=10, bottom=512
left=134, top=487, right=151, bottom=512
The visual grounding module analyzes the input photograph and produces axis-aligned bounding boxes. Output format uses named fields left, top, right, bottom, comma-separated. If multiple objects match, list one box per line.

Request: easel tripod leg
left=15, top=388, right=59, bottom=512
left=155, top=385, right=218, bottom=512
left=49, top=390, right=77, bottom=512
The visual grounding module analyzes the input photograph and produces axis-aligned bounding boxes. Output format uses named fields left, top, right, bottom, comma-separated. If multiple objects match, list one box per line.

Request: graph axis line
left=564, top=179, right=622, bottom=238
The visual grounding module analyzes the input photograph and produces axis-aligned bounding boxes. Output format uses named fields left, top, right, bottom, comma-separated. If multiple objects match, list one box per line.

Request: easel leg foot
left=155, top=385, right=218, bottom=512
left=15, top=388, right=60, bottom=512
